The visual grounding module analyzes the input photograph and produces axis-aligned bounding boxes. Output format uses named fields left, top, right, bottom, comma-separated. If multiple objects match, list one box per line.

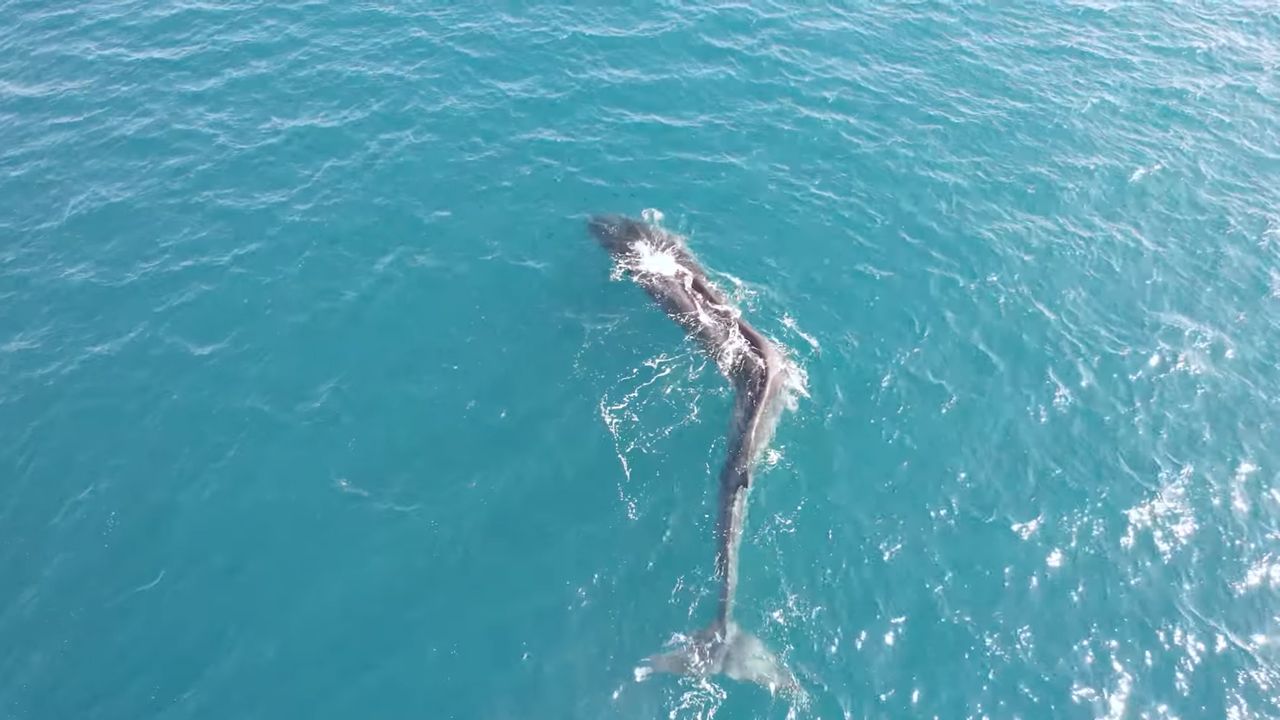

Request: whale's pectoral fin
left=638, top=623, right=800, bottom=696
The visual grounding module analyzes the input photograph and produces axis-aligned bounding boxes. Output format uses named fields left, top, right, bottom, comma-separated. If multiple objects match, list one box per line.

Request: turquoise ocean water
left=4, top=2, right=1280, bottom=718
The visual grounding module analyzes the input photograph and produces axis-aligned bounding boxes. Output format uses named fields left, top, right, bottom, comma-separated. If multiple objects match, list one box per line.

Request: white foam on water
left=710, top=319, right=752, bottom=376
left=632, top=240, right=681, bottom=277
left=1011, top=515, right=1042, bottom=540
left=1130, top=161, right=1164, bottom=182
left=596, top=351, right=709, bottom=521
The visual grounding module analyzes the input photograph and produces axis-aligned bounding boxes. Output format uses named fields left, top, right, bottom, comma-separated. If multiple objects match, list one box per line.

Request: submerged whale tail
left=640, top=622, right=799, bottom=694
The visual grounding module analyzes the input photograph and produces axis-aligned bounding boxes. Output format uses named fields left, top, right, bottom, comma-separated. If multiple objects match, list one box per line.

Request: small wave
left=781, top=314, right=820, bottom=352
left=1129, top=162, right=1164, bottom=182
left=167, top=331, right=236, bottom=357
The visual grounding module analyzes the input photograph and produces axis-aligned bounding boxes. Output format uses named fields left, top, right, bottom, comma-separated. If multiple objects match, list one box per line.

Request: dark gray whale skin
left=589, top=215, right=797, bottom=693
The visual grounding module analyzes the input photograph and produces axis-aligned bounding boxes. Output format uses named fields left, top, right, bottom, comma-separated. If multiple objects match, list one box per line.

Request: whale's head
left=588, top=214, right=647, bottom=256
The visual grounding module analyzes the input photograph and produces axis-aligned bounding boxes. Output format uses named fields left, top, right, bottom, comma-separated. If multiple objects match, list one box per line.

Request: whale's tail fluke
left=639, top=622, right=799, bottom=695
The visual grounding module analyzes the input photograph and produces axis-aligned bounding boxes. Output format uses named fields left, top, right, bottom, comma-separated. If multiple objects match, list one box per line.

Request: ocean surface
left=3, top=2, right=1280, bottom=718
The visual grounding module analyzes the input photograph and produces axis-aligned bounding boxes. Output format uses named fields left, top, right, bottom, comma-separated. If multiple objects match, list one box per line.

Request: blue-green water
left=4, top=2, right=1280, bottom=718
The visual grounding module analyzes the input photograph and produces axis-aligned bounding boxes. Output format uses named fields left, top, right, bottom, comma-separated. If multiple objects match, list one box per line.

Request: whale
left=589, top=214, right=799, bottom=693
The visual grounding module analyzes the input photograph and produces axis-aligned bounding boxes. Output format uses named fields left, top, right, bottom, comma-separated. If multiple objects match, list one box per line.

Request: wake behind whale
left=589, top=214, right=800, bottom=694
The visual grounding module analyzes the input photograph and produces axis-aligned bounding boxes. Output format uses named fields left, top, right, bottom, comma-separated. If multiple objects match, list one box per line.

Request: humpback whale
left=589, top=215, right=799, bottom=693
